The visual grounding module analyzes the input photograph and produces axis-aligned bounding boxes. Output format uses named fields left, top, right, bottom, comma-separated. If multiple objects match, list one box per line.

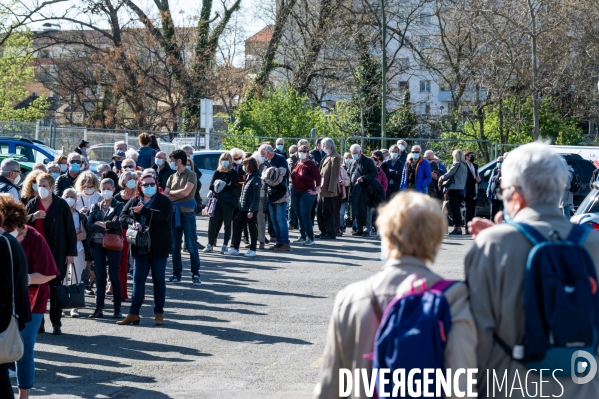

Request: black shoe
left=351, top=231, right=363, bottom=236
left=84, top=286, right=95, bottom=296
left=448, top=230, right=463, bottom=236
left=197, top=241, right=205, bottom=250
left=89, top=309, right=104, bottom=319
left=38, top=324, right=45, bottom=334
left=113, top=311, right=123, bottom=319
left=314, top=234, right=322, bottom=239
left=264, top=238, right=270, bottom=244
left=52, top=325, right=62, bottom=335
left=336, top=231, right=343, bottom=237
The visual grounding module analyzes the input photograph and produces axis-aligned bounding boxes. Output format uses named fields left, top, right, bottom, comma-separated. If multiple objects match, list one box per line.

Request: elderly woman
left=96, top=163, right=111, bottom=179
left=75, top=171, right=101, bottom=215
left=291, top=144, right=321, bottom=246
left=204, top=152, right=238, bottom=254
left=316, top=138, right=340, bottom=240
left=114, top=171, right=139, bottom=300
left=54, top=154, right=68, bottom=174
left=439, top=149, right=468, bottom=235
left=26, top=173, right=77, bottom=336
left=46, top=162, right=61, bottom=181
left=62, top=188, right=87, bottom=318
left=0, top=195, right=58, bottom=399
left=20, top=170, right=44, bottom=206
left=86, top=178, right=124, bottom=319
left=118, top=172, right=173, bottom=326
left=314, top=191, right=476, bottom=398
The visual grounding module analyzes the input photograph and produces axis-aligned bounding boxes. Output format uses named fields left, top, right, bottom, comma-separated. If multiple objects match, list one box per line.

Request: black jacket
left=54, top=172, right=79, bottom=197
left=26, top=194, right=78, bottom=280
left=120, top=193, right=173, bottom=258
left=348, top=155, right=378, bottom=186
left=154, top=165, right=176, bottom=190
left=209, top=169, right=239, bottom=208
left=240, top=171, right=262, bottom=212
left=383, top=159, right=405, bottom=187
left=311, top=149, right=323, bottom=166
left=86, top=198, right=125, bottom=239
left=465, top=162, right=479, bottom=198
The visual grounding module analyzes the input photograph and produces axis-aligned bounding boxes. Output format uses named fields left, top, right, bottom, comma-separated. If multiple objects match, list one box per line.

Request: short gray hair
left=350, top=144, right=362, bottom=153
left=0, top=159, right=19, bottom=177
left=424, top=150, right=435, bottom=158
left=289, top=145, right=298, bottom=153
left=181, top=145, right=194, bottom=153
left=47, top=162, right=60, bottom=171
left=276, top=138, right=284, bottom=144
left=412, top=145, right=422, bottom=153
left=452, top=149, right=465, bottom=163
left=142, top=168, right=156, bottom=176
left=125, top=149, right=138, bottom=160
left=114, top=140, right=127, bottom=151
left=322, top=137, right=336, bottom=152
left=33, top=162, right=47, bottom=172
left=118, top=171, right=136, bottom=188
left=67, top=152, right=81, bottom=163
left=259, top=144, right=274, bottom=154
left=100, top=178, right=115, bottom=188
left=122, top=159, right=136, bottom=168
left=62, top=188, right=77, bottom=198
left=96, top=163, right=111, bottom=174
left=298, top=139, right=309, bottom=147
left=502, top=142, right=567, bottom=207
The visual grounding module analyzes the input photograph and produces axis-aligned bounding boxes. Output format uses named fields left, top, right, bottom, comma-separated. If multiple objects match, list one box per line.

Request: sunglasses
left=234, top=157, right=242, bottom=161
left=141, top=183, right=156, bottom=188
left=411, top=151, right=421, bottom=154
left=70, top=160, right=82, bottom=164
left=299, top=151, right=307, bottom=154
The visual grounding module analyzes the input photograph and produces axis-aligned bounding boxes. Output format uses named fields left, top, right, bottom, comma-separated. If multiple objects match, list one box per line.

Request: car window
left=575, top=189, right=599, bottom=215
left=15, top=145, right=34, bottom=162
left=88, top=147, right=114, bottom=163
left=192, top=154, right=222, bottom=171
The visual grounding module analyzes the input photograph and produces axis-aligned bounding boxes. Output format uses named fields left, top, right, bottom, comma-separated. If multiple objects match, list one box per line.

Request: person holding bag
left=0, top=195, right=58, bottom=399
left=0, top=210, right=31, bottom=399
left=118, top=173, right=173, bottom=326
left=86, top=178, right=124, bottom=319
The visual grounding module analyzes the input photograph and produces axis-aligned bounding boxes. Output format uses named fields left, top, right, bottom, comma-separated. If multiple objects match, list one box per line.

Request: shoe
left=362, top=233, right=371, bottom=238
left=182, top=243, right=188, bottom=253
left=61, top=311, right=67, bottom=317
left=202, top=244, right=213, bottom=253
left=293, top=237, right=306, bottom=244
left=38, top=324, right=45, bottom=334
left=448, top=230, right=463, bottom=236
left=197, top=241, right=205, bottom=250
left=8, top=368, right=16, bottom=378
left=243, top=238, right=250, bottom=244
left=269, top=244, right=280, bottom=250
left=336, top=231, right=343, bottom=237
left=113, top=311, right=123, bottom=319
left=89, top=309, right=103, bottom=319
left=314, top=234, right=322, bottom=239
left=220, top=245, right=228, bottom=254
left=303, top=239, right=315, bottom=246
left=320, top=234, right=335, bottom=239
left=245, top=250, right=257, bottom=257
left=84, top=285, right=95, bottom=296
left=351, top=231, right=363, bottom=236
left=52, top=325, right=62, bottom=335
left=117, top=314, right=140, bottom=325
left=192, top=275, right=202, bottom=285
left=154, top=314, right=164, bottom=326
left=105, top=289, right=113, bottom=296
left=259, top=242, right=265, bottom=249
left=167, top=275, right=181, bottom=284
left=274, top=244, right=291, bottom=251
left=70, top=309, right=80, bottom=318
left=244, top=243, right=252, bottom=249
left=264, top=238, right=270, bottom=244
left=225, top=248, right=240, bottom=256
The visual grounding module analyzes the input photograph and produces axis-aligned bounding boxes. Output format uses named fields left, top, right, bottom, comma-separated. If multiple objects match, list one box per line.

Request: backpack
left=569, top=169, right=582, bottom=193
left=496, top=222, right=599, bottom=376
left=367, top=275, right=456, bottom=397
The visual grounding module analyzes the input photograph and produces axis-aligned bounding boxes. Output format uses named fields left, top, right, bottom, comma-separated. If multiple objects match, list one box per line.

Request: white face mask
left=9, top=229, right=18, bottom=238
left=65, top=197, right=76, bottom=208
left=84, top=188, right=95, bottom=195
left=59, top=164, right=68, bottom=172
left=38, top=186, right=50, bottom=199
left=101, top=190, right=113, bottom=200
left=234, top=159, right=242, bottom=165
left=399, top=144, right=405, bottom=152
left=13, top=174, right=21, bottom=186
left=298, top=152, right=307, bottom=160
left=323, top=147, right=330, bottom=155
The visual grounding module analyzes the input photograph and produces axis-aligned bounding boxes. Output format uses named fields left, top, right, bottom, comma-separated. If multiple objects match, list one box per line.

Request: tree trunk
left=527, top=0, right=540, bottom=140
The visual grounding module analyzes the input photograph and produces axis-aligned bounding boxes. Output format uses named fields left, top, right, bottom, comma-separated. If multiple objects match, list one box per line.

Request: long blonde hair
left=21, top=170, right=44, bottom=198
left=216, top=152, right=233, bottom=172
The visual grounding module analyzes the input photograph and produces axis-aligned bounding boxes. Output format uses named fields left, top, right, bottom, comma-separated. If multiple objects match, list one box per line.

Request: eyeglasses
left=234, top=157, right=242, bottom=161
left=411, top=151, right=421, bottom=154
left=141, top=183, right=156, bottom=188
left=298, top=151, right=307, bottom=154
left=70, top=160, right=82, bottom=164
left=496, top=185, right=521, bottom=201
left=11, top=170, right=20, bottom=173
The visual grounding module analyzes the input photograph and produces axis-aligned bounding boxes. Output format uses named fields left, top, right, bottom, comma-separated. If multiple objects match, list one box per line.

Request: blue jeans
left=339, top=202, right=347, bottom=229
left=291, top=189, right=316, bottom=240
left=92, top=242, right=122, bottom=311
left=171, top=211, right=201, bottom=278
left=130, top=256, right=167, bottom=316
left=366, top=207, right=374, bottom=234
left=562, top=205, right=572, bottom=219
left=269, top=202, right=290, bottom=244
left=16, top=313, right=43, bottom=389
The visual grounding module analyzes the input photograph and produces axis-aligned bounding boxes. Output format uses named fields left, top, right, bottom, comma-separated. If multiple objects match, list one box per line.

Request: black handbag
left=442, top=163, right=461, bottom=188
left=55, top=266, right=85, bottom=310
left=126, top=206, right=153, bottom=253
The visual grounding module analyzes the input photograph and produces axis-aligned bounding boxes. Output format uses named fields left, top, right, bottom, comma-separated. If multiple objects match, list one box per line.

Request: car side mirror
left=43, top=158, right=51, bottom=164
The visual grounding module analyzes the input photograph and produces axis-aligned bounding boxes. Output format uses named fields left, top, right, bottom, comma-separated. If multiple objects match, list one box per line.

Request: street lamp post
left=381, top=0, right=387, bottom=149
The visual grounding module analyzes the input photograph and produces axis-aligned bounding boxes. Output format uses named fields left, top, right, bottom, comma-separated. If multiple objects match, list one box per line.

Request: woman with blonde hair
left=54, top=154, right=68, bottom=174
left=75, top=171, right=101, bottom=215
left=203, top=152, right=238, bottom=254
left=314, top=191, right=476, bottom=398
left=20, top=170, right=44, bottom=206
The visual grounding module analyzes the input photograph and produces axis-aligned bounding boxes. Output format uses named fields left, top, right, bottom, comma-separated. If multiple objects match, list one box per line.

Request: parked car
left=0, top=137, right=61, bottom=165
left=476, top=153, right=596, bottom=218
left=191, top=150, right=226, bottom=202
left=0, top=153, right=35, bottom=173
left=571, top=182, right=599, bottom=229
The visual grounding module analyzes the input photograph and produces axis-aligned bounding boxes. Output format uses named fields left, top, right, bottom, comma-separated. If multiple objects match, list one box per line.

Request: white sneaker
left=303, top=239, right=315, bottom=246
left=202, top=244, right=213, bottom=253
left=220, top=245, right=228, bottom=254
left=70, top=308, right=80, bottom=318
left=61, top=311, right=67, bottom=317
left=245, top=250, right=257, bottom=257
left=293, top=237, right=306, bottom=244
left=225, top=248, right=240, bottom=256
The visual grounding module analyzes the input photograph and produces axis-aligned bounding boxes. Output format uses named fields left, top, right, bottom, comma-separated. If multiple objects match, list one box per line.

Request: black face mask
left=115, top=161, right=122, bottom=170
left=469, top=156, right=475, bottom=162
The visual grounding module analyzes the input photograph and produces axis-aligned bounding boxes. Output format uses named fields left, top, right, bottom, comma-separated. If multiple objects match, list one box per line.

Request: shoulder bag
left=0, top=236, right=24, bottom=363
left=100, top=204, right=123, bottom=251
left=55, top=264, right=86, bottom=310
left=126, top=201, right=153, bottom=253
left=442, top=162, right=462, bottom=188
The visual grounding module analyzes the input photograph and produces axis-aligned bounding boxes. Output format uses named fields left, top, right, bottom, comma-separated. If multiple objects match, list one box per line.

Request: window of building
left=420, top=80, right=431, bottom=93
left=399, top=58, right=410, bottom=68
left=420, top=13, right=431, bottom=24
left=419, top=36, right=430, bottom=48
left=38, top=65, right=58, bottom=84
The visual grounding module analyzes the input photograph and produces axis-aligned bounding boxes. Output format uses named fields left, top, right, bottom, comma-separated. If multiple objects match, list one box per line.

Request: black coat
left=209, top=169, right=239, bottom=208
left=120, top=193, right=173, bottom=258
left=26, top=194, right=78, bottom=280
left=154, top=165, right=176, bottom=190
left=465, top=162, right=479, bottom=198
left=53, top=173, right=79, bottom=197
left=86, top=198, right=125, bottom=238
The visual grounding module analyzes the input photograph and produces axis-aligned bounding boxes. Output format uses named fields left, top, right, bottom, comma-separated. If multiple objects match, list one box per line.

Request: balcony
left=438, top=90, right=487, bottom=102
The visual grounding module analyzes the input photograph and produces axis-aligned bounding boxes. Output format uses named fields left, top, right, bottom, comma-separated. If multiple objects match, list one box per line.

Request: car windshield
left=575, top=188, right=599, bottom=215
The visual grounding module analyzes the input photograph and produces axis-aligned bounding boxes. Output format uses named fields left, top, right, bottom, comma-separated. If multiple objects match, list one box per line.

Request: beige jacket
left=314, top=257, right=477, bottom=399
left=465, top=204, right=599, bottom=398
left=320, top=153, right=341, bottom=197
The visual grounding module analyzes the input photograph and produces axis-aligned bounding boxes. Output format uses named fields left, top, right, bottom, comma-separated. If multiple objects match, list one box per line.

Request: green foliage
left=0, top=31, right=49, bottom=121
left=351, top=35, right=382, bottom=137
left=387, top=90, right=419, bottom=139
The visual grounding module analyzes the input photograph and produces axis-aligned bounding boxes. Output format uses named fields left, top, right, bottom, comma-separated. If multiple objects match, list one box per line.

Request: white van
left=549, top=145, right=599, bottom=168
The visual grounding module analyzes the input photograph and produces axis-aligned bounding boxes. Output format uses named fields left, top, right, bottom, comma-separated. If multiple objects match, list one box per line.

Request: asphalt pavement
left=23, top=216, right=473, bottom=399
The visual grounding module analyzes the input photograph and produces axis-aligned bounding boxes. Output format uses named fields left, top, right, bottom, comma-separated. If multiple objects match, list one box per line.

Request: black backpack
left=569, top=169, right=582, bottom=193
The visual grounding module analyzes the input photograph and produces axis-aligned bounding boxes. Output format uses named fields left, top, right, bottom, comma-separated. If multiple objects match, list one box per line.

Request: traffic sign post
left=200, top=99, right=213, bottom=150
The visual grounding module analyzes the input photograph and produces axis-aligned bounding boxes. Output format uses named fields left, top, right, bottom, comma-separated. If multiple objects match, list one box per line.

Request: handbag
left=0, top=235, right=24, bottom=363
left=202, top=191, right=218, bottom=217
left=126, top=205, right=153, bottom=253
left=442, top=163, right=461, bottom=188
left=55, top=265, right=86, bottom=310
left=100, top=206, right=123, bottom=251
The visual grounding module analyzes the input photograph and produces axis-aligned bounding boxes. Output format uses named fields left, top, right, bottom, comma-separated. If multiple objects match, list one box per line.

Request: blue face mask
left=222, top=161, right=230, bottom=168
left=155, top=158, right=164, bottom=166
left=345, top=158, right=352, bottom=165
left=277, top=145, right=284, bottom=151
left=50, top=172, right=60, bottom=180
left=126, top=180, right=137, bottom=189
left=142, top=185, right=157, bottom=197
left=70, top=164, right=81, bottom=173
left=411, top=153, right=420, bottom=160
left=503, top=198, right=513, bottom=223
left=497, top=162, right=502, bottom=168
left=186, top=166, right=191, bottom=170
left=391, top=153, right=398, bottom=159
left=32, top=184, right=38, bottom=192
left=169, top=162, right=177, bottom=170
left=352, top=154, right=359, bottom=160
left=262, top=157, right=268, bottom=163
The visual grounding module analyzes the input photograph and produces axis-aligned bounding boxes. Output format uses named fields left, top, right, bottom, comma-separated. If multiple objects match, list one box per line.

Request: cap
left=113, top=150, right=126, bottom=159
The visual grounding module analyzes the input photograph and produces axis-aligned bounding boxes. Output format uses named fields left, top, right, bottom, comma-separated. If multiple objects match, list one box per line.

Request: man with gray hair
left=0, top=158, right=22, bottom=200
left=348, top=144, right=377, bottom=236
left=275, top=138, right=287, bottom=158
left=54, top=152, right=83, bottom=197
left=297, top=139, right=309, bottom=148
left=96, top=162, right=111, bottom=177
left=466, top=142, right=599, bottom=397
left=33, top=162, right=47, bottom=172
left=396, top=139, right=408, bottom=164
left=114, top=140, right=127, bottom=152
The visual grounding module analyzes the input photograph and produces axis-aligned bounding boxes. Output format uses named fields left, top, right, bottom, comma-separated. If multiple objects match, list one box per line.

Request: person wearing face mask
left=396, top=139, right=409, bottom=164
left=290, top=145, right=322, bottom=246
left=287, top=145, right=300, bottom=232
left=383, top=144, right=404, bottom=199
left=118, top=173, right=173, bottom=326
left=54, top=154, right=68, bottom=175
left=348, top=144, right=378, bottom=236
left=463, top=151, right=481, bottom=226
left=110, top=151, right=126, bottom=174
left=54, top=153, right=83, bottom=197
left=0, top=159, right=22, bottom=201
left=74, top=139, right=90, bottom=162
left=61, top=188, right=87, bottom=318
left=153, top=151, right=174, bottom=190
left=86, top=178, right=124, bottom=319
left=465, top=142, right=599, bottom=397
left=46, top=162, right=61, bottom=181
left=364, top=151, right=388, bottom=237
left=26, top=173, right=77, bottom=335
left=275, top=138, right=287, bottom=158
left=486, top=156, right=505, bottom=222
left=399, top=145, right=432, bottom=194
left=339, top=152, right=354, bottom=234
left=75, top=171, right=101, bottom=215
left=438, top=150, right=468, bottom=235
left=316, top=138, right=341, bottom=240
left=20, top=170, right=44, bottom=206
left=0, top=195, right=58, bottom=399
left=229, top=148, right=249, bottom=244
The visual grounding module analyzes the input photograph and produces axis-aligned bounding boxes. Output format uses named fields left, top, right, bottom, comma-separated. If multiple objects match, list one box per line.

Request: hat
left=113, top=150, right=126, bottom=159
left=213, top=179, right=226, bottom=194
left=496, top=156, right=504, bottom=163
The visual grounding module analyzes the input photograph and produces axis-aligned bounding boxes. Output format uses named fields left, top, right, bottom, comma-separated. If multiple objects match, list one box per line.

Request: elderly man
left=424, top=150, right=439, bottom=198
left=121, top=158, right=137, bottom=174
left=153, top=151, right=175, bottom=190
left=275, top=138, right=287, bottom=158
left=0, top=159, right=22, bottom=200
left=260, top=143, right=290, bottom=250
left=316, top=138, right=341, bottom=239
left=96, top=163, right=111, bottom=178
left=400, top=145, right=432, bottom=194
left=114, top=140, right=127, bottom=152
left=32, top=162, right=47, bottom=172
left=287, top=145, right=300, bottom=230
left=348, top=144, right=377, bottom=236
left=54, top=152, right=82, bottom=196
left=47, top=162, right=61, bottom=180
left=396, top=139, right=409, bottom=164
left=466, top=142, right=599, bottom=398
left=125, top=149, right=139, bottom=164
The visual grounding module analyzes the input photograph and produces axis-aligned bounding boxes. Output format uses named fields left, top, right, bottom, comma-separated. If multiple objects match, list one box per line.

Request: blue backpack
left=496, top=222, right=599, bottom=376
left=367, top=278, right=456, bottom=398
